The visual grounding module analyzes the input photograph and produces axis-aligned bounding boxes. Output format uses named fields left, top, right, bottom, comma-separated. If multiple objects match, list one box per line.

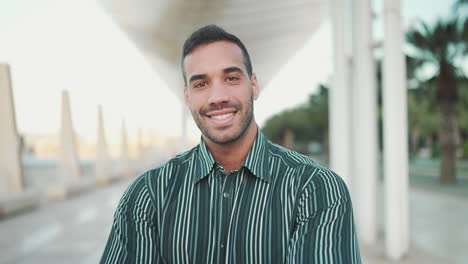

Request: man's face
left=183, top=41, right=259, bottom=145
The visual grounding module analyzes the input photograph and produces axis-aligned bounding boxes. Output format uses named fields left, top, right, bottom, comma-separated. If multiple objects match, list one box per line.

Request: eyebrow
left=223, top=66, right=244, bottom=75
left=189, top=74, right=207, bottom=84
left=188, top=66, right=244, bottom=84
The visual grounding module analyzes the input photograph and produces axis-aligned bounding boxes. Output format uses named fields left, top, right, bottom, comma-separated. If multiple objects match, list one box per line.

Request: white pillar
left=352, top=0, right=378, bottom=245
left=383, top=0, right=409, bottom=259
left=330, top=0, right=352, bottom=187
left=121, top=118, right=132, bottom=178
left=0, top=64, right=23, bottom=195
left=58, top=90, right=80, bottom=182
left=96, top=105, right=110, bottom=184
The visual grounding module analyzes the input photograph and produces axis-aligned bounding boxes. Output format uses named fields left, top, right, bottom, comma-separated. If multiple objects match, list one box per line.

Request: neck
left=204, top=121, right=258, bottom=173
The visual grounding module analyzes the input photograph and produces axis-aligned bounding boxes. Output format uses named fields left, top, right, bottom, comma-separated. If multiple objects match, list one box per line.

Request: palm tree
left=406, top=18, right=466, bottom=184
left=453, top=0, right=468, bottom=45
left=453, top=0, right=468, bottom=11
left=407, top=82, right=438, bottom=157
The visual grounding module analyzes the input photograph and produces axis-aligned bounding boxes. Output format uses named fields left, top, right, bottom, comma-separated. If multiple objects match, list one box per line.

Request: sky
left=0, top=0, right=182, bottom=144
left=0, top=0, right=458, bottom=150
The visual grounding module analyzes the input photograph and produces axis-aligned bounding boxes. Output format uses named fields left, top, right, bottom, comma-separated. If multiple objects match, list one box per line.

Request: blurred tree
left=454, top=0, right=468, bottom=159
left=307, top=84, right=329, bottom=161
left=406, top=18, right=467, bottom=183
left=407, top=83, right=438, bottom=157
left=456, top=79, right=468, bottom=158
left=453, top=0, right=468, bottom=51
left=405, top=55, right=439, bottom=157
left=261, top=106, right=311, bottom=146
left=262, top=84, right=329, bottom=157
left=453, top=0, right=468, bottom=11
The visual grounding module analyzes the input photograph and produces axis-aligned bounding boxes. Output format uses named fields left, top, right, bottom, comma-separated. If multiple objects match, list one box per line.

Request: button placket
left=218, top=170, right=237, bottom=263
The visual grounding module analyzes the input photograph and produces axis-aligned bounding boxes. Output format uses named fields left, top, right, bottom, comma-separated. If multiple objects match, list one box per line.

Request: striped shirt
left=101, top=131, right=361, bottom=263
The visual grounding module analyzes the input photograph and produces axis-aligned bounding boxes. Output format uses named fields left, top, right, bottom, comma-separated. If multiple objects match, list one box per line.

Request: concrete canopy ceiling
left=100, top=0, right=328, bottom=100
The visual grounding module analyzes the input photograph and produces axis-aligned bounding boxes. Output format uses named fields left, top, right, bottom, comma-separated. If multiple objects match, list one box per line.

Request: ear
left=250, top=73, right=260, bottom=100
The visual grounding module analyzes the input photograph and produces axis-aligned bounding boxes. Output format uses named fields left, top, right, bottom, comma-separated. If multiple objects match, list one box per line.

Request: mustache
left=200, top=101, right=242, bottom=115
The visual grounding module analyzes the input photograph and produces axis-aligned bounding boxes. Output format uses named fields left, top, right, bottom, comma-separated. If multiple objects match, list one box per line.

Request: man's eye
left=194, top=82, right=207, bottom=88
left=226, top=76, right=239, bottom=82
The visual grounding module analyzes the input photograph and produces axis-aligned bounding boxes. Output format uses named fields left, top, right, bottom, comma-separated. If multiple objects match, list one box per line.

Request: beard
left=190, top=95, right=254, bottom=145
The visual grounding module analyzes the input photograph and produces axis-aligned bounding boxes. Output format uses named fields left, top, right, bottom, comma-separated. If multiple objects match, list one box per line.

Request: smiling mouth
left=209, top=112, right=235, bottom=120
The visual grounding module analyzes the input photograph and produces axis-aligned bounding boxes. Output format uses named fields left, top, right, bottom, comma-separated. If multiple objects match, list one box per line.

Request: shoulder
left=151, top=145, right=198, bottom=174
left=266, top=140, right=317, bottom=169
left=114, top=173, right=155, bottom=220
left=266, top=140, right=326, bottom=182
left=123, top=145, right=198, bottom=203
left=145, top=145, right=198, bottom=184
left=115, top=146, right=199, bottom=215
left=302, top=167, right=350, bottom=204
left=266, top=140, right=349, bottom=202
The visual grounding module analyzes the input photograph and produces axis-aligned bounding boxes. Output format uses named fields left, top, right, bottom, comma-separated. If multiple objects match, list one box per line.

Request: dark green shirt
left=101, top=131, right=361, bottom=263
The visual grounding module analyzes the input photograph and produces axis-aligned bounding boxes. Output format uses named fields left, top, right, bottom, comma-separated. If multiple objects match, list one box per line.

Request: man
left=101, top=25, right=361, bottom=263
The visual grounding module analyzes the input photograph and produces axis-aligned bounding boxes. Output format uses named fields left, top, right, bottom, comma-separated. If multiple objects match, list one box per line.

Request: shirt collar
left=193, top=129, right=271, bottom=184
left=193, top=138, right=216, bottom=183
left=242, top=130, right=271, bottom=183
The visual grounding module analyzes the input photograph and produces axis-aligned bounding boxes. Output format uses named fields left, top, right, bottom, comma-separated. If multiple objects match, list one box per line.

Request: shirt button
left=223, top=192, right=230, bottom=198
left=220, top=243, right=225, bottom=248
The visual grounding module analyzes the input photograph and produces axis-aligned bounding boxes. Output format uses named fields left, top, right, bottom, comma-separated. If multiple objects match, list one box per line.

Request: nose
left=207, top=82, right=229, bottom=106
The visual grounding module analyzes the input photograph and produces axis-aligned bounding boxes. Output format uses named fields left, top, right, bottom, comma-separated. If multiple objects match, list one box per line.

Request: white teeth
left=211, top=113, right=234, bottom=120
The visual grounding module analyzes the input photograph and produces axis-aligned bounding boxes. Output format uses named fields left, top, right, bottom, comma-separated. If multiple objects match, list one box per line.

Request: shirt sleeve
left=285, top=168, right=362, bottom=263
left=100, top=175, right=161, bottom=263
